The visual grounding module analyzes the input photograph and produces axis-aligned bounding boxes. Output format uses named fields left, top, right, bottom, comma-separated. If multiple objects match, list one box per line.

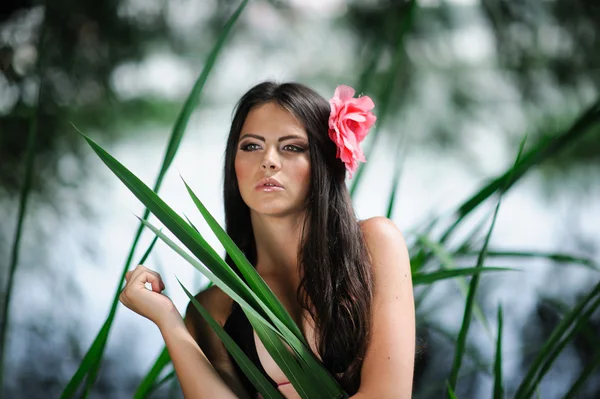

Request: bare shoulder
left=359, top=216, right=410, bottom=274
left=359, top=217, right=407, bottom=250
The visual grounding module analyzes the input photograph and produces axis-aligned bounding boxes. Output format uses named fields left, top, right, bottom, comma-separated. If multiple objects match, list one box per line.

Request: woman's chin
left=250, top=203, right=304, bottom=218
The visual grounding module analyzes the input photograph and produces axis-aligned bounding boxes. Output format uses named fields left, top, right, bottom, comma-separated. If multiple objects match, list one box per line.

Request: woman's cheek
left=293, top=157, right=311, bottom=193
left=235, top=156, right=252, bottom=192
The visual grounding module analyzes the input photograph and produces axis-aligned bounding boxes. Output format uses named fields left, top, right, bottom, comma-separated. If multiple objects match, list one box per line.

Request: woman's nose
left=261, top=149, right=281, bottom=171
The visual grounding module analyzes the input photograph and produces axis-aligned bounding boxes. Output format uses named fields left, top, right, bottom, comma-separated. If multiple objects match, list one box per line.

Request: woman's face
left=235, top=102, right=311, bottom=218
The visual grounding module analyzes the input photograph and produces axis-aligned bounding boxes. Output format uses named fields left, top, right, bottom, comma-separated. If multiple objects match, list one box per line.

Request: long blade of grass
left=0, top=19, right=46, bottom=395
left=426, top=323, right=490, bottom=373
left=412, top=267, right=516, bottom=286
left=60, top=234, right=159, bottom=399
left=418, top=235, right=493, bottom=338
left=563, top=349, right=600, bottom=399
left=516, top=285, right=600, bottom=398
left=385, top=135, right=408, bottom=219
left=440, top=99, right=600, bottom=244
left=179, top=280, right=284, bottom=399
left=182, top=178, right=345, bottom=395
left=154, top=370, right=176, bottom=396
left=248, top=309, right=346, bottom=399
left=515, top=281, right=600, bottom=397
left=448, top=136, right=527, bottom=390
left=139, top=218, right=344, bottom=398
left=0, top=80, right=40, bottom=394
left=493, top=305, right=504, bottom=399
left=83, top=234, right=160, bottom=397
left=456, top=250, right=598, bottom=272
left=533, top=295, right=600, bottom=394
left=82, top=132, right=342, bottom=394
left=133, top=345, right=171, bottom=399
left=63, top=2, right=249, bottom=396
left=446, top=381, right=459, bottom=399
left=349, top=0, right=417, bottom=197
left=247, top=312, right=320, bottom=399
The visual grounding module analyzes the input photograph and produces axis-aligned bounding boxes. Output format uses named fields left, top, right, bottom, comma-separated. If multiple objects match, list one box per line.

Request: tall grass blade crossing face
left=448, top=135, right=527, bottom=390
left=60, top=2, right=249, bottom=396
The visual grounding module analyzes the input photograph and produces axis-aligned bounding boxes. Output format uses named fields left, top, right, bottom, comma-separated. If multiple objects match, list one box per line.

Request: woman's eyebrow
left=239, top=133, right=307, bottom=142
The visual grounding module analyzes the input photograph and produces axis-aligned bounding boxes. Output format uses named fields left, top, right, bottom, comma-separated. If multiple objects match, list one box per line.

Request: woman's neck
left=249, top=210, right=306, bottom=278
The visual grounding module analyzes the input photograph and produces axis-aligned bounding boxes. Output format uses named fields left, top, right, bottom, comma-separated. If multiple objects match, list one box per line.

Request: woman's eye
left=240, top=143, right=260, bottom=151
left=284, top=145, right=306, bottom=153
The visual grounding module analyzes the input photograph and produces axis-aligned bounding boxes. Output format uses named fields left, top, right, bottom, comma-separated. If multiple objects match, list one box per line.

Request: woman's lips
left=255, top=184, right=284, bottom=192
left=255, top=177, right=284, bottom=192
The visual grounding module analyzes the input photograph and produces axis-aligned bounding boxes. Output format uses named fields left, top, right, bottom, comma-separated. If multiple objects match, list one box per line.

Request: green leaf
left=515, top=282, right=600, bottom=398
left=178, top=280, right=284, bottom=399
left=457, top=250, right=599, bottom=272
left=133, top=345, right=171, bottom=399
left=182, top=178, right=305, bottom=343
left=349, top=0, right=417, bottom=197
left=424, top=323, right=490, bottom=373
left=62, top=2, right=249, bottom=396
left=0, top=20, right=46, bottom=394
left=493, top=305, right=504, bottom=399
left=418, top=235, right=494, bottom=338
left=139, top=218, right=344, bottom=398
left=247, top=312, right=319, bottom=399
left=82, top=130, right=341, bottom=398
left=412, top=267, right=516, bottom=286
left=385, top=136, right=408, bottom=219
left=440, top=99, right=600, bottom=245
left=61, top=235, right=159, bottom=399
left=183, top=179, right=345, bottom=396
left=563, top=349, right=600, bottom=398
left=448, top=135, right=527, bottom=390
left=446, top=381, right=459, bottom=399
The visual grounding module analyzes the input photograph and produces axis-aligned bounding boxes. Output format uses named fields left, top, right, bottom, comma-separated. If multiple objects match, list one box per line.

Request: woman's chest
left=253, top=278, right=320, bottom=397
left=252, top=309, right=319, bottom=398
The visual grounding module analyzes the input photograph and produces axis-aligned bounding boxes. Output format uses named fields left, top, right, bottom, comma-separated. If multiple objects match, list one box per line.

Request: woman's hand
left=119, top=264, right=180, bottom=328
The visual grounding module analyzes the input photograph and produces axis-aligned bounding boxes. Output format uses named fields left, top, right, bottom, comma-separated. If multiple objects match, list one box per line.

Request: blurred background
left=1, top=0, right=599, bottom=398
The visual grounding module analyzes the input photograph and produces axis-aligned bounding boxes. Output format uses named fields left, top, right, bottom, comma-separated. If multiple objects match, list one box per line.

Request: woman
left=120, top=82, right=415, bottom=398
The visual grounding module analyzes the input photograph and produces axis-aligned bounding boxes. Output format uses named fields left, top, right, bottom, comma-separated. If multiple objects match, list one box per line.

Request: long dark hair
left=223, top=81, right=373, bottom=394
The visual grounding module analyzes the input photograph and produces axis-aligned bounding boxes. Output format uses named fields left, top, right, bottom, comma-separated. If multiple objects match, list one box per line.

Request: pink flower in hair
left=328, top=85, right=377, bottom=178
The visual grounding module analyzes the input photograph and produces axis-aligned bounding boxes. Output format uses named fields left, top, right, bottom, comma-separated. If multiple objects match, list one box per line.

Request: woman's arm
left=184, top=287, right=252, bottom=398
left=119, top=265, right=242, bottom=399
left=159, top=313, right=239, bottom=399
left=353, top=217, right=416, bottom=399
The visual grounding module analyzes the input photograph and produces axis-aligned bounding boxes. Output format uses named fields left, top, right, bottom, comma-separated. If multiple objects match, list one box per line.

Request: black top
left=223, top=302, right=278, bottom=397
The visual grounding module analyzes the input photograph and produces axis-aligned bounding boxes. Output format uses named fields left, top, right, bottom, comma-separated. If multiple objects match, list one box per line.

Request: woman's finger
left=134, top=269, right=164, bottom=293
left=128, top=264, right=149, bottom=285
